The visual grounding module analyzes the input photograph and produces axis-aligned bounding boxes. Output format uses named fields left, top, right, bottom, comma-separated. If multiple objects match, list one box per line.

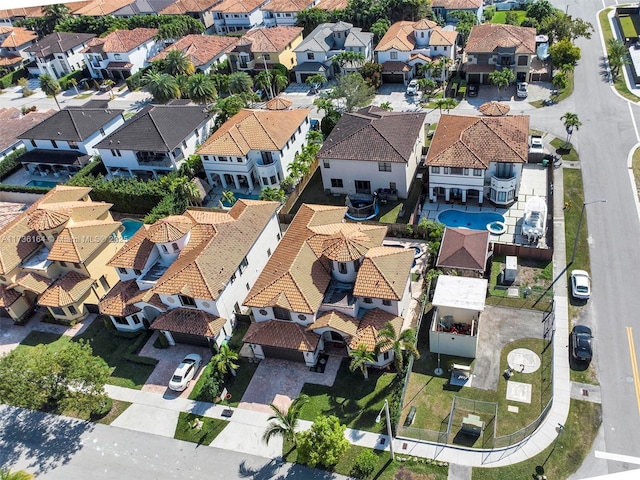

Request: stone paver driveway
left=239, top=356, right=341, bottom=414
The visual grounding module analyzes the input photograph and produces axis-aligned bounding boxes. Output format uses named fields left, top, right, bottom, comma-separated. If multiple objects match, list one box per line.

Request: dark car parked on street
left=571, top=325, right=593, bottom=362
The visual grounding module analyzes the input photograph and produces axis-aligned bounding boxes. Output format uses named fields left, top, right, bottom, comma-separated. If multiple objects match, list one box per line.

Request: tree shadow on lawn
left=238, top=458, right=341, bottom=480
left=0, top=405, right=93, bottom=475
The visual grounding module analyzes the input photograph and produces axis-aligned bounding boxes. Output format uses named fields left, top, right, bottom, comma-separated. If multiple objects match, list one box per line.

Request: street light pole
left=376, top=399, right=395, bottom=460
left=570, top=199, right=606, bottom=265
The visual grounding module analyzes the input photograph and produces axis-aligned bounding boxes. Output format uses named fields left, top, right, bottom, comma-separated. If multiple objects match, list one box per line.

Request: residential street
left=0, top=405, right=348, bottom=480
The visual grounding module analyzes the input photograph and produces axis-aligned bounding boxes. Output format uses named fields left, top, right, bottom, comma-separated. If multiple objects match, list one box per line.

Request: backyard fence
left=492, top=242, right=553, bottom=261
left=281, top=159, right=318, bottom=214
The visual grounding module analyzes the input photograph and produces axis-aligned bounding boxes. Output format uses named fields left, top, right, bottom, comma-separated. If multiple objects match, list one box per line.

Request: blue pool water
left=120, top=219, right=143, bottom=240
left=222, top=192, right=260, bottom=207
left=26, top=180, right=59, bottom=188
left=437, top=210, right=505, bottom=231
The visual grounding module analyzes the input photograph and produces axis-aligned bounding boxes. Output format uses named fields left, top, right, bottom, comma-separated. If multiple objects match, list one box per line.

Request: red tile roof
left=465, top=24, right=536, bottom=55
left=436, top=227, right=489, bottom=271
left=244, top=319, right=320, bottom=351
left=151, top=307, right=226, bottom=337
left=150, top=34, right=239, bottom=67
left=38, top=271, right=94, bottom=307
left=82, top=28, right=158, bottom=54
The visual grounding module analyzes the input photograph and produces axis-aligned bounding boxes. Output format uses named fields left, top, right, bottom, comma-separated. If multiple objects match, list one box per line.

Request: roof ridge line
left=147, top=107, right=173, bottom=151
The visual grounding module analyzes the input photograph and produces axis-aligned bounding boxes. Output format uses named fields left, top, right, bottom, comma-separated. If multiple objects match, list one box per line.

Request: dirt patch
left=497, top=258, right=552, bottom=289
left=395, top=466, right=437, bottom=480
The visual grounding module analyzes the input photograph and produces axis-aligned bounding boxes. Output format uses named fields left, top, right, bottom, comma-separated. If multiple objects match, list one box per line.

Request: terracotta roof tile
left=47, top=220, right=121, bottom=263
left=38, top=271, right=94, bottom=307
left=73, top=0, right=136, bottom=16
left=81, top=28, right=157, bottom=54
left=197, top=108, right=310, bottom=156
left=311, top=310, right=359, bottom=337
left=244, top=319, right=320, bottom=351
left=0, top=284, right=21, bottom=307
left=353, top=247, right=413, bottom=300
left=147, top=215, right=193, bottom=243
left=316, top=0, right=348, bottom=10
left=0, top=201, right=26, bottom=230
left=235, top=26, right=303, bottom=53
left=150, top=34, right=239, bottom=67
left=431, top=0, right=482, bottom=9
left=265, top=96, right=293, bottom=110
left=348, top=308, right=402, bottom=351
left=26, top=208, right=69, bottom=231
left=320, top=230, right=372, bottom=262
left=465, top=24, right=536, bottom=55
left=107, top=224, right=154, bottom=269
left=159, top=0, right=219, bottom=14
left=14, top=272, right=54, bottom=295
left=184, top=209, right=235, bottom=225
left=263, top=0, right=313, bottom=12
left=151, top=307, right=226, bottom=337
left=210, top=0, right=267, bottom=13
left=425, top=114, right=529, bottom=168
left=375, top=20, right=455, bottom=52
left=98, top=279, right=143, bottom=317
left=0, top=27, right=37, bottom=48
left=0, top=108, right=56, bottom=155
left=436, top=227, right=489, bottom=271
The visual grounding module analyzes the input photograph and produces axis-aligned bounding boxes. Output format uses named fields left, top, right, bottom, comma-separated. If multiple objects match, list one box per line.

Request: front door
left=355, top=180, right=371, bottom=194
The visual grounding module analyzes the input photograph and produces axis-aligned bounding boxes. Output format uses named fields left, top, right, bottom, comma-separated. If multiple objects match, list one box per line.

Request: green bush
left=0, top=184, right=52, bottom=194
left=103, top=315, right=117, bottom=332
left=0, top=147, right=26, bottom=181
left=200, top=367, right=225, bottom=403
left=122, top=354, right=159, bottom=366
left=0, top=68, right=26, bottom=89
left=90, top=396, right=113, bottom=419
left=154, top=333, right=169, bottom=349
left=66, top=158, right=107, bottom=184
left=58, top=69, right=89, bottom=91
left=351, top=449, right=378, bottom=479
left=143, top=192, right=187, bottom=223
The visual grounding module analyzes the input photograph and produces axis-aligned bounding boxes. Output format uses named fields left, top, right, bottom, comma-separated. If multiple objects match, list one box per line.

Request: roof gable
left=466, top=24, right=536, bottom=55
left=18, top=108, right=123, bottom=142
left=150, top=34, right=239, bottom=66
left=82, top=28, right=157, bottom=54
left=436, top=227, right=489, bottom=271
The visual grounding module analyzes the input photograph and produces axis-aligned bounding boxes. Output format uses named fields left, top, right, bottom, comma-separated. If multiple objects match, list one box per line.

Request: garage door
left=171, top=331, right=212, bottom=347
left=382, top=73, right=404, bottom=84
left=299, top=73, right=314, bottom=83
left=466, top=73, right=481, bottom=84
left=262, top=345, right=305, bottom=362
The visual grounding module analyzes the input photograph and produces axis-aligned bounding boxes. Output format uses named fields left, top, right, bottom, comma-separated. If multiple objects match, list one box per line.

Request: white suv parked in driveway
left=516, top=82, right=528, bottom=98
left=406, top=79, right=419, bottom=96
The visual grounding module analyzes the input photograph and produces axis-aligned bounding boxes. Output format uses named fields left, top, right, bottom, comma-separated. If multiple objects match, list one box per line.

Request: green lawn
left=618, top=14, right=640, bottom=38
left=174, top=412, right=228, bottom=445
left=95, top=400, right=131, bottom=425
left=486, top=255, right=553, bottom=311
left=550, top=138, right=579, bottom=162
left=289, top=169, right=346, bottom=215
left=473, top=400, right=602, bottom=480
left=298, top=360, right=397, bottom=432
left=487, top=10, right=527, bottom=25
left=17, top=320, right=157, bottom=389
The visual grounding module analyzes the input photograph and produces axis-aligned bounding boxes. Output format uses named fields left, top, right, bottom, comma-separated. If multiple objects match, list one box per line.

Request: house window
left=363, top=297, right=373, bottom=304
left=378, top=162, right=392, bottom=172
left=267, top=248, right=271, bottom=257
left=100, top=128, right=105, bottom=136
left=383, top=299, right=391, bottom=306
left=444, top=167, right=449, bottom=174
left=464, top=168, right=469, bottom=175
left=473, top=169, right=482, bottom=176
left=68, top=305, right=78, bottom=315
left=237, top=157, right=242, bottom=162
left=30, top=139, right=36, bottom=148
left=263, top=54, right=271, bottom=60
left=219, top=156, right=228, bottom=162
left=114, top=53, right=121, bottom=59
left=420, top=32, right=424, bottom=38
left=383, top=351, right=390, bottom=360
left=390, top=51, right=398, bottom=60
left=307, top=52, right=315, bottom=60
left=324, top=160, right=330, bottom=168
left=99, top=275, right=109, bottom=290
left=338, top=262, right=347, bottom=274
left=172, top=242, right=179, bottom=253
left=451, top=167, right=463, bottom=175
left=230, top=272, right=236, bottom=283
left=389, top=182, right=396, bottom=190
left=431, top=166, right=440, bottom=174
left=270, top=175, right=277, bottom=185
left=239, top=256, right=249, bottom=274
left=518, top=55, right=528, bottom=66
left=69, top=141, right=79, bottom=150
left=204, top=155, right=210, bottom=161
left=182, top=140, right=187, bottom=149
left=131, top=314, right=141, bottom=324
left=134, top=269, right=141, bottom=275
left=51, top=140, right=58, bottom=149
left=273, top=306, right=291, bottom=320
left=277, top=232, right=281, bottom=241
left=60, top=261, right=67, bottom=267
left=111, top=149, right=121, bottom=157
left=74, top=263, right=81, bottom=269
left=179, top=295, right=196, bottom=307
left=161, top=245, right=168, bottom=253
left=51, top=306, right=65, bottom=316
left=194, top=129, right=199, bottom=138
left=262, top=176, right=269, bottom=185
left=331, top=178, right=343, bottom=188
left=118, top=267, right=128, bottom=274
left=113, top=316, right=128, bottom=325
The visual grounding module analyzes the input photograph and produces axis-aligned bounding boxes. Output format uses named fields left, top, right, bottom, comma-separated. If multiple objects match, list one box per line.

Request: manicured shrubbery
left=0, top=147, right=26, bottom=181
left=58, top=69, right=89, bottom=91
left=0, top=68, right=26, bottom=88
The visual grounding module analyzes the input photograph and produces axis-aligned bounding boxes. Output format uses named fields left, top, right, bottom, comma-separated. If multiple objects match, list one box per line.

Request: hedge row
left=58, top=68, right=89, bottom=91
left=0, top=184, right=51, bottom=194
left=0, top=147, right=26, bottom=181
left=66, top=158, right=107, bottom=184
left=0, top=68, right=27, bottom=89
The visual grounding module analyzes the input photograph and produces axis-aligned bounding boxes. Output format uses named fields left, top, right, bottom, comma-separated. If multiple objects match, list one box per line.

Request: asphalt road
left=0, top=405, right=348, bottom=480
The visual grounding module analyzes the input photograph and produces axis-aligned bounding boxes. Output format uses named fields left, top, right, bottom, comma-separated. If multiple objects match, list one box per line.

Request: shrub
left=21, top=105, right=37, bottom=115
left=0, top=147, right=26, bottom=181
left=66, top=158, right=107, bottom=184
left=351, top=449, right=378, bottom=479
left=200, top=367, right=224, bottom=403
left=0, top=68, right=26, bottom=89
left=58, top=69, right=89, bottom=91
left=90, top=396, right=113, bottom=419
left=103, top=315, right=117, bottom=332
left=155, top=332, right=169, bottom=348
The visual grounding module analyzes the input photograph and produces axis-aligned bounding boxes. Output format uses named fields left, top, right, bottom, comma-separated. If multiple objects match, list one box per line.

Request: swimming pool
left=120, top=219, right=143, bottom=240
left=221, top=192, right=260, bottom=207
left=26, top=180, right=59, bottom=188
left=437, top=210, right=506, bottom=232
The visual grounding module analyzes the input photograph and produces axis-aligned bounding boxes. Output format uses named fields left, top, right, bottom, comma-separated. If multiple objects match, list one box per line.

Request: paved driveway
left=239, top=357, right=341, bottom=413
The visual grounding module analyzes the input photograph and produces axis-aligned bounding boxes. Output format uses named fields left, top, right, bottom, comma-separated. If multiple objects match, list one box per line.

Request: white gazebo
left=430, top=275, right=488, bottom=358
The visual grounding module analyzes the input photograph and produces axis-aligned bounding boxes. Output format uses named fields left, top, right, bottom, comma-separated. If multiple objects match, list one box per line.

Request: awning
left=293, top=62, right=326, bottom=73
left=19, top=149, right=90, bottom=166
left=106, top=61, right=133, bottom=70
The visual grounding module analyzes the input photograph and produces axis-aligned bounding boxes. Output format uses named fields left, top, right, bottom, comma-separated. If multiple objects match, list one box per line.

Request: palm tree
left=0, top=468, right=34, bottom=480
left=259, top=186, right=287, bottom=202
left=607, top=38, right=630, bottom=79
left=273, top=72, right=288, bottom=95
left=488, top=69, right=514, bottom=97
left=331, top=51, right=366, bottom=76
left=187, top=73, right=217, bottom=104
left=211, top=343, right=239, bottom=377
left=210, top=72, right=230, bottom=95
left=68, top=77, right=79, bottom=95
left=144, top=72, right=181, bottom=103
left=434, top=98, right=448, bottom=113
left=560, top=112, right=582, bottom=147
left=418, top=78, right=437, bottom=100
left=262, top=394, right=309, bottom=446
left=221, top=190, right=236, bottom=207
left=39, top=73, right=62, bottom=110
left=379, top=101, right=393, bottom=111
left=41, top=3, right=70, bottom=34
left=228, top=72, right=253, bottom=94
left=164, top=49, right=195, bottom=76
left=375, top=322, right=420, bottom=371
left=349, top=343, right=376, bottom=380
left=169, top=176, right=200, bottom=206
left=306, top=129, right=323, bottom=144
left=254, top=70, right=274, bottom=99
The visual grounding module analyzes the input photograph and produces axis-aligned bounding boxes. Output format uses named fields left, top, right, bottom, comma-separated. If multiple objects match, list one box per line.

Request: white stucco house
left=197, top=108, right=311, bottom=191
left=211, top=0, right=270, bottom=34
left=82, top=28, right=161, bottom=81
left=425, top=114, right=529, bottom=206
left=262, top=0, right=317, bottom=27
left=25, top=32, right=96, bottom=80
left=242, top=204, right=415, bottom=367
left=150, top=34, right=239, bottom=74
left=99, top=200, right=282, bottom=347
left=96, top=102, right=214, bottom=180
left=318, top=106, right=426, bottom=199
left=0, top=26, right=38, bottom=72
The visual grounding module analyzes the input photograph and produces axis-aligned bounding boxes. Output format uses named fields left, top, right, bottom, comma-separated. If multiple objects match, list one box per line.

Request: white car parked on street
left=570, top=270, right=591, bottom=300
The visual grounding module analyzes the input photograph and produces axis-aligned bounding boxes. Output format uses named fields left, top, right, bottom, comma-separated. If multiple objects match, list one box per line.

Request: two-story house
left=99, top=200, right=281, bottom=347
left=243, top=204, right=415, bottom=367
left=197, top=108, right=311, bottom=191
left=71, top=0, right=138, bottom=16
left=0, top=6, right=45, bottom=28
left=0, top=185, right=124, bottom=324
left=0, top=26, right=38, bottom=72
left=431, top=0, right=483, bottom=23
left=0, top=107, right=55, bottom=161
left=463, top=24, right=536, bottom=84
left=228, top=26, right=303, bottom=72
left=210, top=0, right=270, bottom=34
left=293, top=22, right=374, bottom=83
left=112, top=0, right=177, bottom=17
left=150, top=34, right=239, bottom=74
left=425, top=114, right=529, bottom=206
left=318, top=106, right=426, bottom=199
left=159, top=0, right=219, bottom=33
left=96, top=103, right=215, bottom=180
left=82, top=28, right=160, bottom=81
left=18, top=106, right=125, bottom=177
left=374, top=19, right=458, bottom=84
left=262, top=0, right=317, bottom=27
left=25, top=32, right=96, bottom=80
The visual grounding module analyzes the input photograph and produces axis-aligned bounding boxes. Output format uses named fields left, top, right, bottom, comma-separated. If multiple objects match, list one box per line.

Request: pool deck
left=419, top=164, right=549, bottom=247
left=2, top=168, right=65, bottom=188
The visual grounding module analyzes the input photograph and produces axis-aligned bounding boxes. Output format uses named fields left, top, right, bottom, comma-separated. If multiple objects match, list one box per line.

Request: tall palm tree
left=273, top=72, right=288, bottom=95
left=0, top=468, right=34, bottom=480
left=41, top=3, right=70, bottom=34
left=187, top=73, right=217, bottom=104
left=259, top=186, right=287, bottom=202
left=164, top=49, right=195, bottom=77
left=488, top=69, right=514, bottom=97
left=606, top=38, right=630, bottom=79
left=375, top=322, right=420, bottom=371
left=228, top=72, right=253, bottom=94
left=560, top=112, right=582, bottom=147
left=144, top=72, right=181, bottom=103
left=170, top=176, right=200, bottom=206
left=254, top=70, right=274, bottom=99
left=331, top=51, right=366, bottom=76
left=262, top=394, right=309, bottom=446
left=39, top=73, right=61, bottom=110
left=306, top=129, right=323, bottom=144
left=211, top=343, right=239, bottom=377
left=349, top=343, right=376, bottom=380
left=210, top=73, right=230, bottom=95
